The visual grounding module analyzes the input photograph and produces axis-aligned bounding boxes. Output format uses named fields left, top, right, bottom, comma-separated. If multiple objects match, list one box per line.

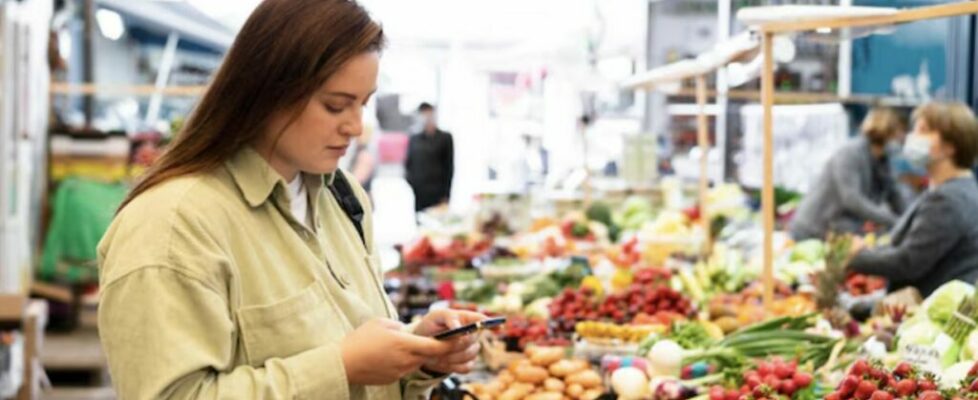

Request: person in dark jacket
left=405, top=103, right=454, bottom=212
left=849, top=102, right=978, bottom=296
left=789, top=107, right=907, bottom=240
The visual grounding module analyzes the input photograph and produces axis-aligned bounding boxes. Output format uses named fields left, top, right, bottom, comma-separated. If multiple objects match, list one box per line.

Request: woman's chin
left=301, top=163, right=339, bottom=176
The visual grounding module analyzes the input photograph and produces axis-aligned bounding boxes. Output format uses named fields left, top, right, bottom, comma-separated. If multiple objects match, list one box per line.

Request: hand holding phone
left=433, top=317, right=506, bottom=340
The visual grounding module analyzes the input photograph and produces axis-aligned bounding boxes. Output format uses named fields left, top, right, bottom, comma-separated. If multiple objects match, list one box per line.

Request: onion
left=610, top=367, right=648, bottom=400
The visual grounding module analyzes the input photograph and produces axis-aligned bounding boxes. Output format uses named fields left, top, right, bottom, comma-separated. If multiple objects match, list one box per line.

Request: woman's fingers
left=441, top=342, right=480, bottom=364
left=396, top=331, right=454, bottom=358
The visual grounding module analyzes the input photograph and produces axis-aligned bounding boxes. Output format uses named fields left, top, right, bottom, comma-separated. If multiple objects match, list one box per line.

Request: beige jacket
left=98, top=147, right=440, bottom=399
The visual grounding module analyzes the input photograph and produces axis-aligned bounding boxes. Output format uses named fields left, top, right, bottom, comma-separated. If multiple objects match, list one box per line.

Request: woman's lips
left=327, top=145, right=347, bottom=156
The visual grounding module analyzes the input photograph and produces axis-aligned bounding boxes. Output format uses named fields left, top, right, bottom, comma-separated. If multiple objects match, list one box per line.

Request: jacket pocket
left=235, top=279, right=347, bottom=366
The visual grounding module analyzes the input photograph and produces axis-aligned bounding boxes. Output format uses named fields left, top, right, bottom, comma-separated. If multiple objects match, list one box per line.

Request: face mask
left=902, top=135, right=934, bottom=170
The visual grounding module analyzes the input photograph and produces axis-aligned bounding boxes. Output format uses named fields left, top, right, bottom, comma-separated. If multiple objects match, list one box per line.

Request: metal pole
left=696, top=74, right=711, bottom=255
left=761, top=31, right=776, bottom=313
left=145, top=32, right=179, bottom=128
left=82, top=0, right=94, bottom=127
left=716, top=0, right=731, bottom=182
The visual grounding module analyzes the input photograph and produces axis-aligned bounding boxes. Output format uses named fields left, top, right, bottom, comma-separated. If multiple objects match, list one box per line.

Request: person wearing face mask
left=97, top=1, right=484, bottom=398
left=848, top=102, right=978, bottom=297
left=789, top=107, right=908, bottom=240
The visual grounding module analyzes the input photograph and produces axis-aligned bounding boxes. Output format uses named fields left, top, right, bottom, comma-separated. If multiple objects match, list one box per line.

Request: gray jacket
left=850, top=176, right=978, bottom=296
left=789, top=137, right=905, bottom=240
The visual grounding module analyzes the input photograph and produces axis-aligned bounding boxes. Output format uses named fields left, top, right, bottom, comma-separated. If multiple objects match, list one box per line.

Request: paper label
left=901, top=343, right=942, bottom=373
left=900, top=334, right=954, bottom=375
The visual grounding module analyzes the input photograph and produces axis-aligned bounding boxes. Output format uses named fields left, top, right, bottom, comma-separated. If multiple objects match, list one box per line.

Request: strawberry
left=757, top=361, right=773, bottom=377
left=895, top=379, right=917, bottom=397
left=825, top=393, right=842, bottom=400
left=852, top=359, right=870, bottom=377
left=779, top=380, right=797, bottom=396
left=894, top=362, right=914, bottom=379
left=871, top=390, right=894, bottom=400
left=917, top=390, right=943, bottom=400
left=753, top=384, right=768, bottom=398
left=919, top=380, right=938, bottom=392
left=746, top=375, right=762, bottom=389
left=775, top=363, right=794, bottom=379
left=856, top=380, right=878, bottom=400
left=839, top=375, right=860, bottom=396
left=710, top=386, right=726, bottom=400
left=793, top=372, right=813, bottom=388
left=725, top=389, right=741, bottom=400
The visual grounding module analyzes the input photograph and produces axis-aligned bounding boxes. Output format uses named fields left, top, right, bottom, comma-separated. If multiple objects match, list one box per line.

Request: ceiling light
left=96, top=9, right=125, bottom=41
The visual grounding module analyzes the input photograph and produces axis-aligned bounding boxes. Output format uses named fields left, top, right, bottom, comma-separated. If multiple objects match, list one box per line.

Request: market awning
left=97, top=0, right=234, bottom=53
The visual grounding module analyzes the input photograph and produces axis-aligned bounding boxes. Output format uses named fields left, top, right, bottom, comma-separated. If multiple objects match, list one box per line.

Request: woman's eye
left=324, top=104, right=345, bottom=114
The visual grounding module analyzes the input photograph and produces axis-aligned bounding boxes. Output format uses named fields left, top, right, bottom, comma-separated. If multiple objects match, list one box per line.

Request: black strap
left=327, top=171, right=366, bottom=248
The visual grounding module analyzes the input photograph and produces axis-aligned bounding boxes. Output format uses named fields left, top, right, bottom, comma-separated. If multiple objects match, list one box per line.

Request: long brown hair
left=120, top=0, right=385, bottom=211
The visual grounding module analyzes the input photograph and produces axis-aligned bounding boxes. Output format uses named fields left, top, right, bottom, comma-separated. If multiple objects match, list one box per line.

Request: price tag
left=900, top=333, right=955, bottom=374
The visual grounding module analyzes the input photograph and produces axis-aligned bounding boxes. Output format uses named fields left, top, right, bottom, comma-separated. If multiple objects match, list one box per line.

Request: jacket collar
left=225, top=146, right=335, bottom=208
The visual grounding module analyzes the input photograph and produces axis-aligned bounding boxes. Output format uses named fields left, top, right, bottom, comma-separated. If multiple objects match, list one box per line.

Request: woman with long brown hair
left=97, top=1, right=483, bottom=398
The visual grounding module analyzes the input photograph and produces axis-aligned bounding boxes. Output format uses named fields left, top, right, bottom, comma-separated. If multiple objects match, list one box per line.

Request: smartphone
left=433, top=317, right=506, bottom=340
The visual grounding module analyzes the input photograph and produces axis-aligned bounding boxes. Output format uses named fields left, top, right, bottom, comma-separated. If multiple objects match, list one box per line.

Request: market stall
left=747, top=0, right=978, bottom=316
left=383, top=4, right=978, bottom=400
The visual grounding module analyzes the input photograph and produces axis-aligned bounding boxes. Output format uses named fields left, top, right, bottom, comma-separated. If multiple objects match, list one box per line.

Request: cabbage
left=790, top=240, right=825, bottom=263
left=897, top=318, right=944, bottom=347
left=923, top=280, right=974, bottom=325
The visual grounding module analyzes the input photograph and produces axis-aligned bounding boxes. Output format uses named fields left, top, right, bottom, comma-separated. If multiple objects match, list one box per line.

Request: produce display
left=548, top=285, right=694, bottom=332
left=707, top=357, right=816, bottom=400
left=390, top=186, right=978, bottom=400
left=465, top=346, right=606, bottom=400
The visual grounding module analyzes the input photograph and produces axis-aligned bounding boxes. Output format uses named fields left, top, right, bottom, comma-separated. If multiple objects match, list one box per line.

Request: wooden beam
left=0, top=295, right=26, bottom=324
left=16, top=301, right=46, bottom=400
left=695, top=75, right=711, bottom=255
left=760, top=1, right=978, bottom=34
left=31, top=281, right=74, bottom=303
left=50, top=82, right=207, bottom=97
left=668, top=88, right=924, bottom=106
left=761, top=32, right=776, bottom=313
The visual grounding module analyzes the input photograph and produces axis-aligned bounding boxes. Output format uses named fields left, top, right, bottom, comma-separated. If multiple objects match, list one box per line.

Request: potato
left=508, top=359, right=532, bottom=374
left=499, top=383, right=534, bottom=400
left=569, top=360, right=590, bottom=373
left=565, top=370, right=602, bottom=389
left=581, top=388, right=603, bottom=400
left=484, top=381, right=506, bottom=396
left=548, top=359, right=588, bottom=378
left=498, top=370, right=516, bottom=385
left=544, top=378, right=566, bottom=393
left=530, top=347, right=565, bottom=367
left=515, top=364, right=550, bottom=384
left=566, top=383, right=584, bottom=398
left=526, top=392, right=564, bottom=400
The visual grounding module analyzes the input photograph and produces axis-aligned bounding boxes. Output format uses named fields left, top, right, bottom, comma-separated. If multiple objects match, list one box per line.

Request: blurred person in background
left=405, top=102, right=454, bottom=212
left=848, top=102, right=978, bottom=296
left=97, top=1, right=484, bottom=398
left=789, top=107, right=908, bottom=240
left=348, top=123, right=378, bottom=194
